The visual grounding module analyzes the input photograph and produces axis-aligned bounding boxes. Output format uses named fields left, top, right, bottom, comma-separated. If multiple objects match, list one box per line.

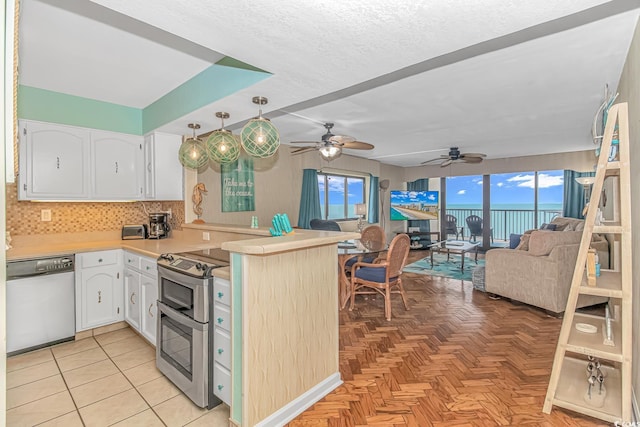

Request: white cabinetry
left=212, top=277, right=232, bottom=405
left=144, top=132, right=183, bottom=200
left=76, top=250, right=124, bottom=332
left=18, top=120, right=90, bottom=200
left=124, top=251, right=158, bottom=345
left=92, top=131, right=144, bottom=200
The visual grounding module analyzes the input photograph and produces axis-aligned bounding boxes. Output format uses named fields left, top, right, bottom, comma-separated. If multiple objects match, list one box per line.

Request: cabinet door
left=140, top=273, right=158, bottom=345
left=79, top=265, right=123, bottom=330
left=124, top=268, right=141, bottom=331
left=143, top=132, right=183, bottom=201
left=19, top=120, right=90, bottom=200
left=92, top=131, right=143, bottom=199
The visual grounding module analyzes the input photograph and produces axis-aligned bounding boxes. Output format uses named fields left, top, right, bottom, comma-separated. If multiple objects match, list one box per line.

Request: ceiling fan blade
left=462, top=156, right=484, bottom=163
left=290, top=140, right=320, bottom=144
left=441, top=159, right=453, bottom=167
left=328, top=135, right=356, bottom=145
left=290, top=147, right=317, bottom=155
left=461, top=152, right=486, bottom=158
left=341, top=140, right=374, bottom=150
left=421, top=155, right=449, bottom=165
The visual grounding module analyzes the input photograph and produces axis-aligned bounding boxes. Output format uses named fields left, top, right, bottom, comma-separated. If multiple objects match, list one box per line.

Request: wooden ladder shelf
left=542, top=102, right=633, bottom=423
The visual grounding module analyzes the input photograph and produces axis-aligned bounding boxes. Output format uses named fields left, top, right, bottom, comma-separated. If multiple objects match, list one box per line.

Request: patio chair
left=465, top=214, right=494, bottom=243
left=445, top=214, right=462, bottom=240
left=349, top=233, right=411, bottom=321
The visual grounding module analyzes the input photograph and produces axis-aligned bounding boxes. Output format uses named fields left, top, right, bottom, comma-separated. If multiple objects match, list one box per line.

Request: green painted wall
left=18, top=86, right=143, bottom=134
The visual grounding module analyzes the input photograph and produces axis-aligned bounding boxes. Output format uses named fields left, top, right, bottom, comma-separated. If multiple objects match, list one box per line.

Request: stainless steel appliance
left=6, top=255, right=76, bottom=355
left=149, top=212, right=170, bottom=239
left=156, top=249, right=229, bottom=409
left=121, top=224, right=148, bottom=240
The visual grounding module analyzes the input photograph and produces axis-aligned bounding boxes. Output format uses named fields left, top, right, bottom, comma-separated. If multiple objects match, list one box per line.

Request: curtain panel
left=297, top=169, right=322, bottom=229
left=368, top=175, right=379, bottom=224
left=563, top=170, right=595, bottom=219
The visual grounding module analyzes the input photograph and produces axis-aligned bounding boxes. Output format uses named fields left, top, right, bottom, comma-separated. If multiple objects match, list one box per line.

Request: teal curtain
left=407, top=178, right=430, bottom=232
left=368, top=175, right=379, bottom=223
left=563, top=170, right=595, bottom=219
left=298, top=169, right=321, bottom=229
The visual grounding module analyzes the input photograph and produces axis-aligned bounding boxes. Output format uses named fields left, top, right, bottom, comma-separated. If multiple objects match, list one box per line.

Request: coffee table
left=428, top=240, right=480, bottom=272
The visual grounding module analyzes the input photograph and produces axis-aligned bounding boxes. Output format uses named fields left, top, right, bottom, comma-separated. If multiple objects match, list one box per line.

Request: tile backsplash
left=5, top=183, right=184, bottom=236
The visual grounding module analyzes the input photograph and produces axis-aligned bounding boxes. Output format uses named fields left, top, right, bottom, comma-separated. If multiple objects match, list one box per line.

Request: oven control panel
left=158, top=253, right=227, bottom=278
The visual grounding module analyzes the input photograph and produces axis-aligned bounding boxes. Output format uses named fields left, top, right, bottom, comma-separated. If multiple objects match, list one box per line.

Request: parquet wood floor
left=288, top=250, right=608, bottom=427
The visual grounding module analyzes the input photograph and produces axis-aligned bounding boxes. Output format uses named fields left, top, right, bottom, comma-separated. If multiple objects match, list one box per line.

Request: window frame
left=317, top=172, right=366, bottom=221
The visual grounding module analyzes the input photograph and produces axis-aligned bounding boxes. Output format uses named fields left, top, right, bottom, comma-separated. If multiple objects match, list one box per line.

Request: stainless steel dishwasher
left=6, top=255, right=76, bottom=355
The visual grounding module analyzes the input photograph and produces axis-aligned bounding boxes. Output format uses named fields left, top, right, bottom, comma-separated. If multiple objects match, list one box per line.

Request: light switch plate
left=41, top=209, right=52, bottom=221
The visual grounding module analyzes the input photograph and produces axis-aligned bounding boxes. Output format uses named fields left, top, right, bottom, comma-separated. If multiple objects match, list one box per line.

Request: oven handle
left=157, top=301, right=208, bottom=332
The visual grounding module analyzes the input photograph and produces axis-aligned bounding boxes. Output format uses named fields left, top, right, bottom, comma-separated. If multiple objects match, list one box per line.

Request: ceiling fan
left=421, top=147, right=486, bottom=167
left=290, top=123, right=374, bottom=160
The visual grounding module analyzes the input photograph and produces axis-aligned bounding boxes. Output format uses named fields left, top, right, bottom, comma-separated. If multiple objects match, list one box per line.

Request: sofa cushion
left=528, top=230, right=582, bottom=256
left=575, top=221, right=585, bottom=232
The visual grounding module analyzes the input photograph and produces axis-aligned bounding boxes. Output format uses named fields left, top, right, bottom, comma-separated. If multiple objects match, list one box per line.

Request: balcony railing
left=446, top=208, right=563, bottom=242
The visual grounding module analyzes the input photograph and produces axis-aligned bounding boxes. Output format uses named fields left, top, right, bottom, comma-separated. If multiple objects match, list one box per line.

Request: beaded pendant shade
left=206, top=112, right=241, bottom=164
left=178, top=123, right=209, bottom=169
left=240, top=96, right=280, bottom=158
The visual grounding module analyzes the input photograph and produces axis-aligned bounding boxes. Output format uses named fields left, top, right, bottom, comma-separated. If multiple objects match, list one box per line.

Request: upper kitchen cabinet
left=92, top=130, right=144, bottom=200
left=18, top=120, right=91, bottom=200
left=144, top=132, right=183, bottom=200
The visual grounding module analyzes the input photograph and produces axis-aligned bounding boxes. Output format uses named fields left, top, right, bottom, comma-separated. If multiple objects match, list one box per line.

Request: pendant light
left=240, top=96, right=280, bottom=158
left=206, top=112, right=241, bottom=164
left=178, top=123, right=208, bottom=169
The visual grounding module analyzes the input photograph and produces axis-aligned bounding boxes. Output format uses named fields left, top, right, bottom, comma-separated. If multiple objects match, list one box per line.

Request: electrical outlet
left=167, top=208, right=172, bottom=218
left=202, top=232, right=210, bottom=241
left=41, top=209, right=52, bottom=222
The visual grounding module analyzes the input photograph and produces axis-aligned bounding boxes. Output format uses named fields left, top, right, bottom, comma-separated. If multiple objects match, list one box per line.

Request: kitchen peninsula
left=6, top=223, right=359, bottom=426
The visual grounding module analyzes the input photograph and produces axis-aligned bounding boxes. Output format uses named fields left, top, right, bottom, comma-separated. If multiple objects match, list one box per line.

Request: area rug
left=403, top=253, right=485, bottom=281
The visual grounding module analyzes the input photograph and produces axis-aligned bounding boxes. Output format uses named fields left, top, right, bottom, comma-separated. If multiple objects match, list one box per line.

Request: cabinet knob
left=217, top=292, right=224, bottom=299
left=217, top=348, right=223, bottom=355
left=217, top=317, right=223, bottom=324
left=98, top=258, right=103, bottom=263
left=217, top=384, right=224, bottom=391
left=148, top=304, right=154, bottom=317
left=146, top=266, right=150, bottom=270
left=98, top=290, right=102, bottom=303
left=130, top=292, right=136, bottom=304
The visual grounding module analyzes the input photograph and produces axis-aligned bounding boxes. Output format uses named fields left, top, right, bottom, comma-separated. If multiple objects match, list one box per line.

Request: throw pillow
left=539, top=223, right=557, bottom=231
left=563, top=222, right=575, bottom=232
left=528, top=230, right=582, bottom=256
left=575, top=221, right=585, bottom=232
left=515, top=234, right=530, bottom=251
left=509, top=233, right=523, bottom=249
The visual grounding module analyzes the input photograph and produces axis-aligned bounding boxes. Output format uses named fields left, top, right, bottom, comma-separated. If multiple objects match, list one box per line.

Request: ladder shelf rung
left=605, top=161, right=621, bottom=171
left=593, top=223, right=623, bottom=234
left=579, top=271, right=623, bottom=298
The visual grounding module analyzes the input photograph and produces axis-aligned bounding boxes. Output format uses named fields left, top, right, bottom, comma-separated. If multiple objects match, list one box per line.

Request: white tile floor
left=6, top=327, right=230, bottom=426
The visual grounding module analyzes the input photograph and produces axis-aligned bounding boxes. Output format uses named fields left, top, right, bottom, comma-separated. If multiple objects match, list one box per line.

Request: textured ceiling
left=19, top=0, right=640, bottom=166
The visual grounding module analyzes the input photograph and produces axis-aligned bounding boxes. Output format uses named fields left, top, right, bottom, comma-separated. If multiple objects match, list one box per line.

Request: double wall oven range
left=156, top=249, right=230, bottom=409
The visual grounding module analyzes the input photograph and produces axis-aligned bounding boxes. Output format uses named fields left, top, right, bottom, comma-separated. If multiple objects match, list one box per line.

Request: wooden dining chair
left=344, top=225, right=387, bottom=269
left=349, top=233, right=410, bottom=321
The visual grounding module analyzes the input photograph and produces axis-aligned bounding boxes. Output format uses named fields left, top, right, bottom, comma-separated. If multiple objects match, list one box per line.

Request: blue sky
left=390, top=190, right=438, bottom=206
left=447, top=170, right=564, bottom=206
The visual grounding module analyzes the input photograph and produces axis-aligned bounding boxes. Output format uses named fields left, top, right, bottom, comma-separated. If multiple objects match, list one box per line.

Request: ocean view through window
left=446, top=170, right=564, bottom=241
left=317, top=173, right=365, bottom=220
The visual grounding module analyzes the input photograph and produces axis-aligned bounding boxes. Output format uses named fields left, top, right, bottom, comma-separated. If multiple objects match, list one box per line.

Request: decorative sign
left=221, top=156, right=255, bottom=212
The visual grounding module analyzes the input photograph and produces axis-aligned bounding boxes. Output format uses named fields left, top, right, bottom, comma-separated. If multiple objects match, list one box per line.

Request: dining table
left=337, top=239, right=387, bottom=309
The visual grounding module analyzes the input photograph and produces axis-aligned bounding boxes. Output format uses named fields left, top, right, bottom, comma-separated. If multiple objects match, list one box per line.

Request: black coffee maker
left=148, top=213, right=170, bottom=239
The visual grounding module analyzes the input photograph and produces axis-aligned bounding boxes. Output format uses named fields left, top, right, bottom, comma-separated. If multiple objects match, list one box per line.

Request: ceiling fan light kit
left=319, top=144, right=342, bottom=161
left=178, top=123, right=209, bottom=170
left=240, top=96, right=280, bottom=158
left=206, top=112, right=241, bottom=164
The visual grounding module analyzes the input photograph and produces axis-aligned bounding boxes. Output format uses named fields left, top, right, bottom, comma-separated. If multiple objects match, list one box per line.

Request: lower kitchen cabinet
left=213, top=277, right=231, bottom=406
left=76, top=250, right=124, bottom=332
left=124, top=251, right=158, bottom=345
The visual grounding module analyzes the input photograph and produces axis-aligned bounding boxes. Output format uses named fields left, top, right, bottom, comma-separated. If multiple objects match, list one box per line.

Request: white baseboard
left=254, top=373, right=342, bottom=427
left=633, top=387, right=639, bottom=422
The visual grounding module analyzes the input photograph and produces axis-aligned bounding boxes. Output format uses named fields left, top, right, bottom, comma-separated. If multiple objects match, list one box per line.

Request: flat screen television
left=390, top=190, right=439, bottom=221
